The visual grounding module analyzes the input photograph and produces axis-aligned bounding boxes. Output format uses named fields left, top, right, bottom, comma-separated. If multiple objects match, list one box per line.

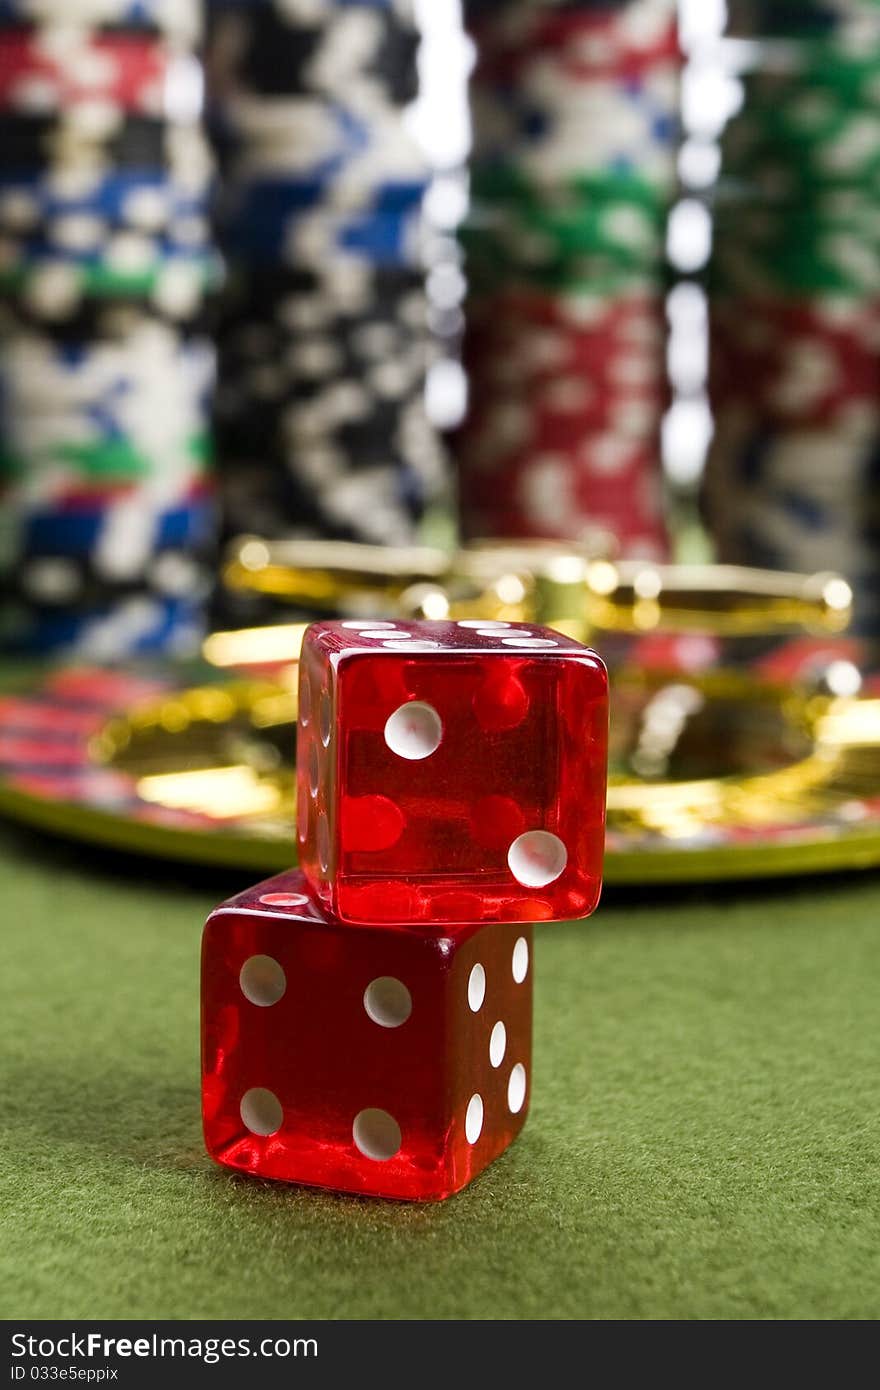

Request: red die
left=201, top=870, right=533, bottom=1201
left=296, top=618, right=608, bottom=925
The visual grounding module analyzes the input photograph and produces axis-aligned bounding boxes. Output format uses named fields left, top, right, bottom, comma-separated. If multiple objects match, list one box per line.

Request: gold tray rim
left=3, top=653, right=880, bottom=886
left=3, top=779, right=880, bottom=886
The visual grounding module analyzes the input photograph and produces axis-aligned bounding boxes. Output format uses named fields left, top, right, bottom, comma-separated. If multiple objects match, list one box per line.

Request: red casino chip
left=456, top=286, right=670, bottom=556
left=465, top=284, right=667, bottom=342
left=35, top=477, right=216, bottom=511
left=468, top=4, right=680, bottom=84
left=464, top=284, right=661, bottom=391
left=0, top=29, right=178, bottom=118
left=458, top=429, right=669, bottom=558
left=709, top=295, right=880, bottom=432
left=458, top=385, right=666, bottom=463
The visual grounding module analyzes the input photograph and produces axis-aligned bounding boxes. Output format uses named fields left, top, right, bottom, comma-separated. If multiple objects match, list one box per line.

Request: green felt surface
left=1, top=821, right=878, bottom=1321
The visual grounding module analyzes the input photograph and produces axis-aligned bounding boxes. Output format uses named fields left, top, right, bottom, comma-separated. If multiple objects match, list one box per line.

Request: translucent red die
left=296, top=618, right=608, bottom=925
left=201, top=870, right=533, bottom=1201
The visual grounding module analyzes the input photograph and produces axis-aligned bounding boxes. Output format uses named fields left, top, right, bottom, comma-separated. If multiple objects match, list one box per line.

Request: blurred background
left=0, top=0, right=876, bottom=657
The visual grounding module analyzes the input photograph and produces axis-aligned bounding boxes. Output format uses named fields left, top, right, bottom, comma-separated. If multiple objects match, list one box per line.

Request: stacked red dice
left=201, top=619, right=608, bottom=1200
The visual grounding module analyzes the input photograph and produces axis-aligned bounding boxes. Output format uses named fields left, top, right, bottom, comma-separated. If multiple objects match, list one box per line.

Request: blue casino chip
left=1, top=594, right=206, bottom=657
left=220, top=198, right=424, bottom=266
left=19, top=497, right=217, bottom=557
left=0, top=171, right=211, bottom=234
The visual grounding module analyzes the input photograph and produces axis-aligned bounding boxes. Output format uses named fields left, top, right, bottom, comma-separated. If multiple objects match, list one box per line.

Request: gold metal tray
left=2, top=637, right=879, bottom=883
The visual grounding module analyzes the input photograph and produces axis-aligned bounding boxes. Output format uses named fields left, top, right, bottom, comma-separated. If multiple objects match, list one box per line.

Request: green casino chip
left=0, top=430, right=212, bottom=483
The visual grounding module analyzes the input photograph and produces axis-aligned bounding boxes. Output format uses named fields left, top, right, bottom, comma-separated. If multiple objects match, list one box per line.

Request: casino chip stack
left=455, top=0, right=680, bottom=558
left=0, top=0, right=219, bottom=658
left=704, top=0, right=880, bottom=637
left=206, top=0, right=444, bottom=549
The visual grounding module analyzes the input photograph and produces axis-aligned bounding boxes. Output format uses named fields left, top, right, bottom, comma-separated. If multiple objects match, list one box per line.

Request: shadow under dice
left=297, top=619, right=608, bottom=924
left=201, top=870, right=534, bottom=1201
